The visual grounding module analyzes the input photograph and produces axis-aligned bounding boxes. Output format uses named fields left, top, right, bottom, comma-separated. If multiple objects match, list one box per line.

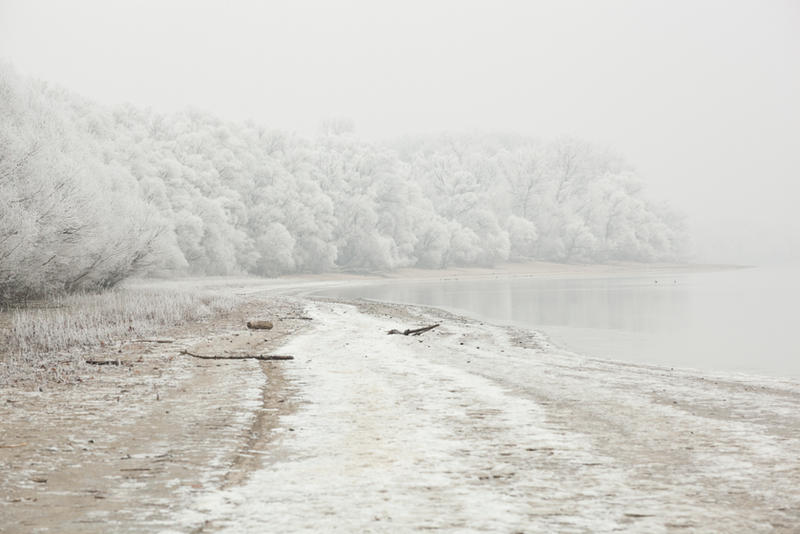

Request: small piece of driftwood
left=132, top=338, right=174, bottom=344
left=0, top=442, right=27, bottom=448
left=246, top=320, right=273, bottom=330
left=387, top=324, right=440, bottom=336
left=85, top=359, right=123, bottom=366
left=180, top=349, right=293, bottom=361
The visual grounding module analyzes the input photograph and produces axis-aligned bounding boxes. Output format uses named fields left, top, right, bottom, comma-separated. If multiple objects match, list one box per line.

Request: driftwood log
left=180, top=349, right=293, bottom=361
left=246, top=320, right=274, bottom=330
left=387, top=324, right=440, bottom=336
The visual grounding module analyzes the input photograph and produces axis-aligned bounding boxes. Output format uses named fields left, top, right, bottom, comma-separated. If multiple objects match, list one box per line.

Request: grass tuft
left=0, top=287, right=239, bottom=386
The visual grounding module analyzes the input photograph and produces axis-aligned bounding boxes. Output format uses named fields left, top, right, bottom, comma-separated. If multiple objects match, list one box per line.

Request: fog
left=4, top=4, right=800, bottom=528
left=2, top=0, right=798, bottom=267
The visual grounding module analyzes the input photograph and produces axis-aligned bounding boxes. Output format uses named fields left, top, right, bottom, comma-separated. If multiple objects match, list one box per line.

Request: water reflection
left=318, top=267, right=800, bottom=378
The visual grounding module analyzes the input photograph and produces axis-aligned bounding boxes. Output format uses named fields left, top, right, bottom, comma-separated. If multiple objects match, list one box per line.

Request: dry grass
left=0, top=287, right=239, bottom=386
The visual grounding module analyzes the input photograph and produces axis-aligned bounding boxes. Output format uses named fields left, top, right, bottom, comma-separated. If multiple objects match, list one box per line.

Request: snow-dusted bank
left=174, top=297, right=800, bottom=533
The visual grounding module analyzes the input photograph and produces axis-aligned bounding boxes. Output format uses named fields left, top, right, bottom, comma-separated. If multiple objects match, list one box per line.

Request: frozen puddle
left=172, top=301, right=800, bottom=533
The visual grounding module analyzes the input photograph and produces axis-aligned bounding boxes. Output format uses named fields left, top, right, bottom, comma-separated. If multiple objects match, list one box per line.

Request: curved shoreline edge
left=3, top=265, right=796, bottom=532
left=175, top=295, right=800, bottom=532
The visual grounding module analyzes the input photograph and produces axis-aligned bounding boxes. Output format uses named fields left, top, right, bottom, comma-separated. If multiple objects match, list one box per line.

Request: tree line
left=0, top=65, right=686, bottom=302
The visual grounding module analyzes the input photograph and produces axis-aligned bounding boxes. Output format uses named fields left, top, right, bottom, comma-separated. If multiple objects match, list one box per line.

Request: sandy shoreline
left=3, top=263, right=797, bottom=532
left=124, top=261, right=744, bottom=298
left=170, top=296, right=800, bottom=532
left=282, top=260, right=747, bottom=282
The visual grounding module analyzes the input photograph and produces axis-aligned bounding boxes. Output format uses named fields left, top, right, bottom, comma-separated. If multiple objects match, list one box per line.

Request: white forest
left=0, top=64, right=685, bottom=302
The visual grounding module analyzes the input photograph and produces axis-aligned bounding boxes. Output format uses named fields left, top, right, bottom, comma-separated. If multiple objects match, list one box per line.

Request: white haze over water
left=2, top=0, right=798, bottom=265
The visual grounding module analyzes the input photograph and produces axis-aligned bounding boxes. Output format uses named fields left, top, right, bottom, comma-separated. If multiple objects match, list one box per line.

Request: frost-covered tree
left=0, top=64, right=687, bottom=302
left=0, top=65, right=163, bottom=301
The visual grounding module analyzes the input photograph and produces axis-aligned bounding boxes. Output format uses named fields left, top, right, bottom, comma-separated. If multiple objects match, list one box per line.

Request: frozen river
left=316, top=265, right=800, bottom=378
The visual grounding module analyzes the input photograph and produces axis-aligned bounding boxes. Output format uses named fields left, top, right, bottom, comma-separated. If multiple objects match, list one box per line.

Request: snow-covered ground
left=173, top=299, right=800, bottom=533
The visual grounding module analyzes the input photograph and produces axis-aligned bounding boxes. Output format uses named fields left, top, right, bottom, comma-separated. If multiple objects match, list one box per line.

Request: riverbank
left=4, top=263, right=797, bottom=532
left=280, top=260, right=745, bottom=285
left=174, top=297, right=800, bottom=533
left=309, top=262, right=800, bottom=379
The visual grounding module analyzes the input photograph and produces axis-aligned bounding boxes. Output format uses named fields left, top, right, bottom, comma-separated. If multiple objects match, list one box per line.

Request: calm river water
left=316, top=265, right=800, bottom=378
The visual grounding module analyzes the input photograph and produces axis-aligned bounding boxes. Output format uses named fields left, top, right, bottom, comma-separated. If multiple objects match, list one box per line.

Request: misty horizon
left=2, top=0, right=798, bottom=265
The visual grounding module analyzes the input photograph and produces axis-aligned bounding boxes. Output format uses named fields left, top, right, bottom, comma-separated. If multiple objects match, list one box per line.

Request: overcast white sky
left=1, top=0, right=798, bottom=262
